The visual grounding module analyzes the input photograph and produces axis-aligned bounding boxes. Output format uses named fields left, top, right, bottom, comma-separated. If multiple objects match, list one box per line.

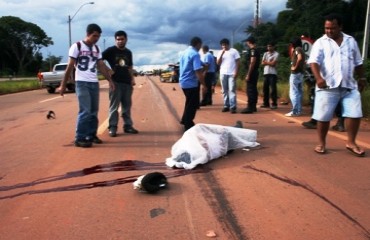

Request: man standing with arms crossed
left=308, top=13, right=366, bottom=156
left=179, top=37, right=206, bottom=132
left=261, top=42, right=279, bottom=109
left=59, top=23, right=115, bottom=148
left=102, top=30, right=139, bottom=137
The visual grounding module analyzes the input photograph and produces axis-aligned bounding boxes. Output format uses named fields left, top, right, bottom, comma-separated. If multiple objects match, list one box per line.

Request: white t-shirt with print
left=69, top=41, right=102, bottom=82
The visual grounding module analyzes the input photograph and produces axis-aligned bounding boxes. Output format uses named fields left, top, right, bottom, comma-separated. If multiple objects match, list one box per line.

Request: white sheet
left=165, top=123, right=260, bottom=169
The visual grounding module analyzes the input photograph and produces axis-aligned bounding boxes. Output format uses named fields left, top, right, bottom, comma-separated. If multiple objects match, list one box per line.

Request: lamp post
left=362, top=0, right=370, bottom=59
left=68, top=2, right=94, bottom=47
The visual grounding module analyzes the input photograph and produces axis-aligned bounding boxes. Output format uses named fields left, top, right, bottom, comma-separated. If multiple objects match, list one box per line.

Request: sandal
left=314, top=145, right=326, bottom=154
left=346, top=145, right=365, bottom=157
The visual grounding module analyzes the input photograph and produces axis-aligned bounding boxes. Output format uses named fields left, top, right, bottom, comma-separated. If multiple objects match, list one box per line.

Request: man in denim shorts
left=308, top=13, right=367, bottom=156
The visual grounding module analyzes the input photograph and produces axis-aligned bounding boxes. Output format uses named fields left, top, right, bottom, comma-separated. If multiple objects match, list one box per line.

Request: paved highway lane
left=0, top=76, right=370, bottom=240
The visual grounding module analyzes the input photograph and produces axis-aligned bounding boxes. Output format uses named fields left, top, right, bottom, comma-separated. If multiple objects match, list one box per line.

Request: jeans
left=220, top=74, right=237, bottom=109
left=75, top=81, right=100, bottom=141
left=263, top=74, right=277, bottom=106
left=108, top=82, right=134, bottom=130
left=289, top=73, right=303, bottom=114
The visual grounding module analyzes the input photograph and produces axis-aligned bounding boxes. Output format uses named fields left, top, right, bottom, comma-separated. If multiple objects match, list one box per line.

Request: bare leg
left=316, top=121, right=330, bottom=152
left=345, top=118, right=361, bottom=147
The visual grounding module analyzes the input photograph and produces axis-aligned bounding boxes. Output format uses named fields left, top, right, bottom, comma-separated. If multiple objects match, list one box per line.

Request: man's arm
left=355, top=64, right=366, bottom=92
left=128, top=66, right=136, bottom=86
left=291, top=51, right=303, bottom=71
left=195, top=68, right=205, bottom=86
left=245, top=57, right=256, bottom=81
left=234, top=58, right=240, bottom=78
left=58, top=58, right=75, bottom=96
left=97, top=60, right=115, bottom=91
left=269, top=53, right=278, bottom=66
left=310, top=62, right=327, bottom=89
left=216, top=51, right=225, bottom=65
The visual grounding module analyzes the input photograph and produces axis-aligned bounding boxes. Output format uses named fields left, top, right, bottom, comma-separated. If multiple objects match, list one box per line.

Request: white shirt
left=262, top=51, right=279, bottom=75
left=217, top=48, right=240, bottom=75
left=69, top=41, right=102, bottom=82
left=307, top=32, right=363, bottom=89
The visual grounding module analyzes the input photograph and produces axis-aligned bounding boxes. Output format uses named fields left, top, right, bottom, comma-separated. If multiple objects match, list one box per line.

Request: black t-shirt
left=102, top=46, right=133, bottom=84
left=245, top=47, right=261, bottom=73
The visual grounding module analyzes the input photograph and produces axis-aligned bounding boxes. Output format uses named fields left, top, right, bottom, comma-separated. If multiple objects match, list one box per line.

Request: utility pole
left=254, top=0, right=261, bottom=27
left=362, top=0, right=370, bottom=59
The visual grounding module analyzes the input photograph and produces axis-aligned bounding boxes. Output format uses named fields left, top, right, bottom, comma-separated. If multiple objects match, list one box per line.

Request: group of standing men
left=179, top=13, right=366, bottom=157
left=58, top=13, right=366, bottom=157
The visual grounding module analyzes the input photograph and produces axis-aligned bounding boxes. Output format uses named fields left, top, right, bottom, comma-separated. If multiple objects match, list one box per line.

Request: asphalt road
left=0, top=76, right=369, bottom=240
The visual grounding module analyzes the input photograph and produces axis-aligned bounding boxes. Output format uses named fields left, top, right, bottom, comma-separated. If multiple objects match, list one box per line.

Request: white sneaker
left=285, top=111, right=300, bottom=117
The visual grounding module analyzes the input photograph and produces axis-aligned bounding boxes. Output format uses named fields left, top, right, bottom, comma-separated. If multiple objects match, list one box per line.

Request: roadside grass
left=0, top=79, right=41, bottom=95
left=0, top=76, right=105, bottom=95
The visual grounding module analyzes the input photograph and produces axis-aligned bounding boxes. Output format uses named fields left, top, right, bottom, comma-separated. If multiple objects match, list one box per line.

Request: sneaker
left=240, top=108, right=254, bottom=114
left=124, top=127, right=139, bottom=134
left=230, top=108, right=237, bottom=114
left=109, top=129, right=117, bottom=137
left=302, top=120, right=317, bottom=129
left=332, top=124, right=345, bottom=132
left=285, top=111, right=300, bottom=117
left=221, top=107, right=229, bottom=112
left=92, top=136, right=103, bottom=144
left=74, top=139, right=92, bottom=148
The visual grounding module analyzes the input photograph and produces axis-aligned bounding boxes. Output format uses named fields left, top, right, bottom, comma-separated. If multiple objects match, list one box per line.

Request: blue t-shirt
left=179, top=46, right=203, bottom=89
left=202, top=52, right=216, bottom=73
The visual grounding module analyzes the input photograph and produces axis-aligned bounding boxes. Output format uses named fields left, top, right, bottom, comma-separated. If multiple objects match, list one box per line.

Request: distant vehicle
left=143, top=71, right=154, bottom=76
left=160, top=63, right=179, bottom=83
left=40, top=63, right=74, bottom=94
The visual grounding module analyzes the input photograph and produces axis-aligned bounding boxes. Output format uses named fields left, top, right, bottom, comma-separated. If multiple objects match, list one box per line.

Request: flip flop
left=346, top=145, right=365, bottom=157
left=314, top=145, right=326, bottom=154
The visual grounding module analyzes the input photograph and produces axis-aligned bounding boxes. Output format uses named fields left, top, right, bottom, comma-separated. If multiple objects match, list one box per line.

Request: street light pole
left=68, top=2, right=94, bottom=47
left=362, top=0, right=370, bottom=59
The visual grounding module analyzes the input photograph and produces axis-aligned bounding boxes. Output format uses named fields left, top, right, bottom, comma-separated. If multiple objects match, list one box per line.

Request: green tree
left=0, top=16, right=53, bottom=74
left=41, top=55, right=63, bottom=72
left=243, top=0, right=367, bottom=46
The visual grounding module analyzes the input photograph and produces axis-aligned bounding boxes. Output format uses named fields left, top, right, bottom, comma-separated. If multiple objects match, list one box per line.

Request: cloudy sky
left=0, top=0, right=287, bottom=70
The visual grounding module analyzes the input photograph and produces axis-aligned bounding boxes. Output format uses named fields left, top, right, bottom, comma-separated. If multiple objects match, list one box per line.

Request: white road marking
left=39, top=95, right=66, bottom=103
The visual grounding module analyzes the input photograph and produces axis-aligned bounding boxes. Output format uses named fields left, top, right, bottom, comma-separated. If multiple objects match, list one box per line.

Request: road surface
left=0, top=76, right=369, bottom=240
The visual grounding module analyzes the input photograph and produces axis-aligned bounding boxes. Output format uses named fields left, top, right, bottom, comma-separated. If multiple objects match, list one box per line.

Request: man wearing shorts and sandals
left=308, top=13, right=367, bottom=157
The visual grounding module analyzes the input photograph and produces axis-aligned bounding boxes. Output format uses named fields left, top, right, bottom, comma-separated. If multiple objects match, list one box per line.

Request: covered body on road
left=166, top=123, right=259, bottom=169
